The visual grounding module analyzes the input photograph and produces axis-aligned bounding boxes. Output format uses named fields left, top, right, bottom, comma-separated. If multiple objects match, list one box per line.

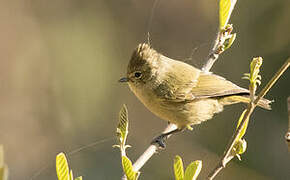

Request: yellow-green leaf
left=233, top=139, right=247, bottom=160
left=250, top=57, right=263, bottom=79
left=56, top=152, right=70, bottom=180
left=249, top=57, right=263, bottom=88
left=224, top=33, right=236, bottom=50
left=184, top=160, right=202, bottom=180
left=219, top=0, right=237, bottom=29
left=236, top=139, right=247, bottom=154
left=122, top=156, right=137, bottom=180
left=117, top=104, right=129, bottom=145
left=70, top=170, right=73, bottom=180
left=75, top=176, right=83, bottom=180
left=236, top=110, right=249, bottom=140
left=174, top=155, right=184, bottom=180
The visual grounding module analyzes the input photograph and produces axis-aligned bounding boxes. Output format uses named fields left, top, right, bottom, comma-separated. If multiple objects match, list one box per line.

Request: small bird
left=119, top=43, right=271, bottom=147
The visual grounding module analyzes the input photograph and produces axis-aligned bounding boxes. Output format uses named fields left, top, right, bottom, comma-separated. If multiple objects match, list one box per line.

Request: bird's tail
left=219, top=95, right=272, bottom=110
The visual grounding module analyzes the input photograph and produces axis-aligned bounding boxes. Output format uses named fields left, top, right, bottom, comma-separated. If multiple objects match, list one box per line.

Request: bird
left=119, top=43, right=271, bottom=147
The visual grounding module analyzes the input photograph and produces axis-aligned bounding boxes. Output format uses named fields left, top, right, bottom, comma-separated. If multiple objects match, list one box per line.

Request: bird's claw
left=151, top=135, right=166, bottom=148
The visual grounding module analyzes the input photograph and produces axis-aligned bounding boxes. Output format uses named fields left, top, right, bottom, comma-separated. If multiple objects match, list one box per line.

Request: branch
left=202, top=0, right=238, bottom=72
left=122, top=124, right=177, bottom=180
left=208, top=58, right=290, bottom=180
left=202, top=32, right=221, bottom=72
left=202, top=25, right=236, bottom=72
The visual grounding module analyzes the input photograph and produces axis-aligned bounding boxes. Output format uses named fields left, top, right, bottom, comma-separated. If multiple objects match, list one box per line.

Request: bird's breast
left=128, top=81, right=224, bottom=129
left=128, top=82, right=191, bottom=127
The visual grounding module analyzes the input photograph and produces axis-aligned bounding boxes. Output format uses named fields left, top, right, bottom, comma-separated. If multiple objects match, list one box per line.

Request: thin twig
left=208, top=58, right=290, bottom=180
left=122, top=124, right=177, bottom=180
left=254, top=58, right=290, bottom=104
left=134, top=124, right=177, bottom=171
left=202, top=32, right=221, bottom=72
left=202, top=25, right=235, bottom=72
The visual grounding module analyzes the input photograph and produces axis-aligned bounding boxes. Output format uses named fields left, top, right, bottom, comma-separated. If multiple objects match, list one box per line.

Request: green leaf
left=122, top=156, right=138, bottom=180
left=56, top=152, right=70, bottom=180
left=233, top=139, right=247, bottom=160
left=236, top=110, right=249, bottom=140
left=219, top=0, right=238, bottom=29
left=224, top=33, right=236, bottom=50
left=184, top=160, right=202, bottom=180
left=233, top=110, right=249, bottom=160
left=174, top=155, right=184, bottom=180
left=249, top=57, right=263, bottom=87
left=70, top=170, right=73, bottom=180
left=237, top=139, right=247, bottom=155
left=117, top=104, right=129, bottom=145
left=75, top=176, right=83, bottom=180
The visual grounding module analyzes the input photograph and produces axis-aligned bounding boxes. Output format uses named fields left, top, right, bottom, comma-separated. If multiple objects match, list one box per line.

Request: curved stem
left=208, top=58, right=289, bottom=179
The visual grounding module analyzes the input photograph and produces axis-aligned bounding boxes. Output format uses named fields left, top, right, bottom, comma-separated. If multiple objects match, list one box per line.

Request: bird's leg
left=151, top=127, right=184, bottom=148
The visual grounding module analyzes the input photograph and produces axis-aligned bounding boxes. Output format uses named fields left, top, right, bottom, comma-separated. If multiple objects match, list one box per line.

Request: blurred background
left=0, top=0, right=289, bottom=179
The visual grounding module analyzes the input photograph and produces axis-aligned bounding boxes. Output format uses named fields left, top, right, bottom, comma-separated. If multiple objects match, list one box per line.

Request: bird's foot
left=151, top=134, right=167, bottom=148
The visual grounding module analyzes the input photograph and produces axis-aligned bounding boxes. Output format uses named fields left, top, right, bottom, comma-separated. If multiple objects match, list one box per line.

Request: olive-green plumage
left=122, top=43, right=271, bottom=129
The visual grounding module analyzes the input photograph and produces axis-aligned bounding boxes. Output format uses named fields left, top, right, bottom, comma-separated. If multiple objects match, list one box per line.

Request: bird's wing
left=190, top=72, right=249, bottom=98
left=153, top=59, right=200, bottom=102
left=155, top=56, right=248, bottom=102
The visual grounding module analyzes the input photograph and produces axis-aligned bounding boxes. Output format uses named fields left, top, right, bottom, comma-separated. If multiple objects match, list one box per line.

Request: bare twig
left=202, top=25, right=235, bottom=72
left=208, top=58, right=290, bottom=180
left=133, top=124, right=177, bottom=171
left=202, top=32, right=221, bottom=72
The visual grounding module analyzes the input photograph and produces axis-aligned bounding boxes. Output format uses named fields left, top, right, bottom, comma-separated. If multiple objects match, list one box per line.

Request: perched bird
left=119, top=43, right=271, bottom=147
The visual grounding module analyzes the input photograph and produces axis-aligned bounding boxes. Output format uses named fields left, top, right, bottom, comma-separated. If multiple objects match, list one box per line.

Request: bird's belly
left=129, top=84, right=223, bottom=128
left=139, top=93, right=224, bottom=128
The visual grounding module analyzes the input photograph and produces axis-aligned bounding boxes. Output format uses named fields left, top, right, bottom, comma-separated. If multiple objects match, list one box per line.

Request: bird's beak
left=119, top=77, right=129, bottom=83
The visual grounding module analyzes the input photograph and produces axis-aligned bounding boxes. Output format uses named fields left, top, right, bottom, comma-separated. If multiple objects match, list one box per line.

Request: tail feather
left=219, top=95, right=272, bottom=110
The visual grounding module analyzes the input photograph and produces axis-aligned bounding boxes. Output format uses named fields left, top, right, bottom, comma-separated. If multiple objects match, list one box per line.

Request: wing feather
left=154, top=56, right=248, bottom=102
left=190, top=73, right=249, bottom=98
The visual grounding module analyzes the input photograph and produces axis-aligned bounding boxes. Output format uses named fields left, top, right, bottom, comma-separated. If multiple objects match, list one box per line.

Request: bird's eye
left=134, top=72, right=142, bottom=78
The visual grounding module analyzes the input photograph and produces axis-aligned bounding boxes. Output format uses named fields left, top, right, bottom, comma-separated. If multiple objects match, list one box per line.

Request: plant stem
left=208, top=58, right=290, bottom=180
left=202, top=32, right=221, bottom=72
